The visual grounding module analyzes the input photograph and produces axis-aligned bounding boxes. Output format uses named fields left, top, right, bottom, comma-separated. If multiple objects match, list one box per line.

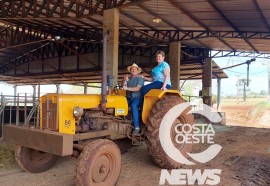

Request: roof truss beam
left=0, top=0, right=145, bottom=18
left=207, top=0, right=259, bottom=53
left=2, top=22, right=270, bottom=50
left=253, top=0, right=270, bottom=32
left=168, top=0, right=235, bottom=51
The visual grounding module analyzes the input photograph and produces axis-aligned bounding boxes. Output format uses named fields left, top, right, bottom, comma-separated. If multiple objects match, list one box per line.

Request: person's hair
left=156, top=50, right=165, bottom=57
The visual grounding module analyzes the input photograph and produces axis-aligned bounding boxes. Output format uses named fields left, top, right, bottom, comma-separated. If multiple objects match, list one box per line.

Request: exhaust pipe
left=101, top=30, right=110, bottom=111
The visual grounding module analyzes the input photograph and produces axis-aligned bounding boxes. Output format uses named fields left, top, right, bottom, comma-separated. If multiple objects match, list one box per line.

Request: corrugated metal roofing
left=1, top=0, right=269, bottom=85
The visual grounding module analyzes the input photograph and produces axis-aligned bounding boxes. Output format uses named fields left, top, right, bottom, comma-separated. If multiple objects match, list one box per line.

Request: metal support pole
left=84, top=83, right=88, bottom=94
left=38, top=83, right=40, bottom=98
left=0, top=93, right=3, bottom=139
left=46, top=94, right=49, bottom=129
left=16, top=93, right=19, bottom=125
left=243, top=82, right=246, bottom=101
left=268, top=62, right=270, bottom=102
left=56, top=84, right=60, bottom=94
left=101, top=31, right=110, bottom=111
left=24, top=93, right=27, bottom=125
left=247, top=62, right=250, bottom=87
left=13, top=85, right=17, bottom=106
left=36, top=83, right=41, bottom=127
left=0, top=93, right=3, bottom=140
left=217, top=78, right=221, bottom=111
left=56, top=93, right=59, bottom=131
left=32, top=85, right=36, bottom=105
left=56, top=84, right=60, bottom=130
left=9, top=103, right=12, bottom=124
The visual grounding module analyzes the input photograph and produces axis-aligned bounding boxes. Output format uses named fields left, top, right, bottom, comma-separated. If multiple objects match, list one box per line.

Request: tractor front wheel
left=74, top=139, right=121, bottom=186
left=15, top=145, right=58, bottom=173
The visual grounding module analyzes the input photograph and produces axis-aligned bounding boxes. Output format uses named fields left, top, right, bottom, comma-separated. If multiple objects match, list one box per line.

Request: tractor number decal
left=64, top=120, right=71, bottom=128
left=117, top=109, right=124, bottom=114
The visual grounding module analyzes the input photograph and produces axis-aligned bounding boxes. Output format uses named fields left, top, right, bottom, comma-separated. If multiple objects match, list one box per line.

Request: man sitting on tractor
left=121, top=63, right=144, bottom=135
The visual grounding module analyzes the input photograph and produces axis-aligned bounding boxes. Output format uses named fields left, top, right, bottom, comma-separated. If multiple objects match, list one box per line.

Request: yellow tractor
left=3, top=33, right=193, bottom=186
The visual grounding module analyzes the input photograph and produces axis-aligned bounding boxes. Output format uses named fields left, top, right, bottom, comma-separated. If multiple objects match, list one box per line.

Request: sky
left=213, top=56, right=269, bottom=96
left=0, top=56, right=269, bottom=97
left=0, top=84, right=72, bottom=96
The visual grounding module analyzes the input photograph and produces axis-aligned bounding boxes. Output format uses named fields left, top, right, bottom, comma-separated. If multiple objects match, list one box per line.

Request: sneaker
left=132, top=128, right=140, bottom=136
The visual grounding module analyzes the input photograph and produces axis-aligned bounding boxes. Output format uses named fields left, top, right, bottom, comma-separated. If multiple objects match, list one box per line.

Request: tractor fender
left=142, top=89, right=182, bottom=124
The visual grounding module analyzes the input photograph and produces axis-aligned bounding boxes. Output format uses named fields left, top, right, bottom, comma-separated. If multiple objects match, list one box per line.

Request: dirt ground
left=0, top=99, right=270, bottom=186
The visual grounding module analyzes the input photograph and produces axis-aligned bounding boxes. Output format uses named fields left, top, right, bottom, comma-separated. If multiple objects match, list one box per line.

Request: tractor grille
left=42, top=103, right=58, bottom=131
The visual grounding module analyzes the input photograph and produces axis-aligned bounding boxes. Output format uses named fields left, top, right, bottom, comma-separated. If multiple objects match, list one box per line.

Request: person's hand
left=139, top=75, right=144, bottom=79
left=161, top=86, right=167, bottom=91
left=123, top=85, right=128, bottom=90
left=123, top=74, right=129, bottom=82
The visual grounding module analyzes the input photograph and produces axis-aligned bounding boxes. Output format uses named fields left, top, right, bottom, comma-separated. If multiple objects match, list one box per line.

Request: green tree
left=260, top=90, right=267, bottom=95
left=212, top=94, right=217, bottom=105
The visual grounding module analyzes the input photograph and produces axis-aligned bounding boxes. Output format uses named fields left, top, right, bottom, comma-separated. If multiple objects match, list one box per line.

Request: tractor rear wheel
left=15, top=145, right=58, bottom=173
left=146, top=94, right=194, bottom=169
left=74, top=139, right=121, bottom=186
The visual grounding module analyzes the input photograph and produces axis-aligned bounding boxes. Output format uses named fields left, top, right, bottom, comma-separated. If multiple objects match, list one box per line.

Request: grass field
left=221, top=97, right=269, bottom=106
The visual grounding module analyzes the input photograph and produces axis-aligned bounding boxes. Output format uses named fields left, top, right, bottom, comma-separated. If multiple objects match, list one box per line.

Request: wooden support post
left=103, top=8, right=119, bottom=87
left=169, top=42, right=181, bottom=90
left=202, top=58, right=212, bottom=107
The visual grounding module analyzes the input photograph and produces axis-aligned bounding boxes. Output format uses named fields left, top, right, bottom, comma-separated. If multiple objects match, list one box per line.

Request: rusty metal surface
left=73, top=127, right=129, bottom=141
left=73, top=130, right=114, bottom=141
left=3, top=125, right=73, bottom=156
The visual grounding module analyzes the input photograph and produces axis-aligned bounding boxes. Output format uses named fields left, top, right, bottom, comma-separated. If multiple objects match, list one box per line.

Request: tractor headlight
left=73, top=106, right=83, bottom=117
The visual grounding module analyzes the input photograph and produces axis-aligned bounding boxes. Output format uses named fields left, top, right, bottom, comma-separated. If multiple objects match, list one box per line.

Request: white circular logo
left=159, top=103, right=222, bottom=165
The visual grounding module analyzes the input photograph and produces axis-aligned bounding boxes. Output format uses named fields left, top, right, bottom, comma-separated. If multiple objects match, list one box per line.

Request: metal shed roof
left=0, top=60, right=227, bottom=86
left=1, top=0, right=269, bottom=84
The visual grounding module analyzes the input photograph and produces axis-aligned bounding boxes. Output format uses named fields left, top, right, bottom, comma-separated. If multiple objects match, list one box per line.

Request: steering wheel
left=114, top=85, right=123, bottom=95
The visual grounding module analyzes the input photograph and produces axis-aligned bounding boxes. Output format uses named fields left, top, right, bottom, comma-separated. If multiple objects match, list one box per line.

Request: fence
left=182, top=95, right=203, bottom=111
left=0, top=93, right=39, bottom=139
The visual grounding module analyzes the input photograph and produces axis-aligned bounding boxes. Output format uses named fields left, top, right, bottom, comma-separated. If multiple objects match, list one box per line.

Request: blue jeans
left=141, top=81, right=171, bottom=96
left=127, top=97, right=142, bottom=129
